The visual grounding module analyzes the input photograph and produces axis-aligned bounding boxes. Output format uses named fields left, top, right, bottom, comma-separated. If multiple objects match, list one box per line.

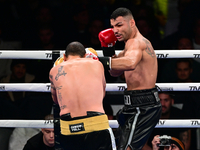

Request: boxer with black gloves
left=99, top=7, right=162, bottom=150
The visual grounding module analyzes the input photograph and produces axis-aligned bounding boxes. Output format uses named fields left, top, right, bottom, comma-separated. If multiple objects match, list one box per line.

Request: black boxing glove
left=98, top=57, right=112, bottom=70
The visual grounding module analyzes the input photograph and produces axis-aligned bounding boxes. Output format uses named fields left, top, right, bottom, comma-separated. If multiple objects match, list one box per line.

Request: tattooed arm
left=49, top=74, right=58, bottom=104
left=142, top=38, right=156, bottom=58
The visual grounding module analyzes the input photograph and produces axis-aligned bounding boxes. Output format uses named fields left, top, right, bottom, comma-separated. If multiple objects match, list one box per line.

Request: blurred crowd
left=1, top=0, right=200, bottom=83
left=0, top=0, right=200, bottom=150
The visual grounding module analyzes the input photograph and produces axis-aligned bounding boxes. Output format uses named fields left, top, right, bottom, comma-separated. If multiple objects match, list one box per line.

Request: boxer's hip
left=123, top=87, right=160, bottom=106
left=60, top=111, right=110, bottom=135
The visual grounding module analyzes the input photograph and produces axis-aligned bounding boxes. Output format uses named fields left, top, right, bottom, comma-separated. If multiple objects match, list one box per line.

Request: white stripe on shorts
left=125, top=107, right=141, bottom=149
left=108, top=127, right=117, bottom=150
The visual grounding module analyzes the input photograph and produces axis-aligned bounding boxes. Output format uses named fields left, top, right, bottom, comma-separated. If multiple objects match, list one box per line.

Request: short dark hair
left=44, top=114, right=54, bottom=120
left=10, top=59, right=27, bottom=70
left=65, top=41, right=86, bottom=58
left=110, top=7, right=133, bottom=20
left=158, top=91, right=175, bottom=99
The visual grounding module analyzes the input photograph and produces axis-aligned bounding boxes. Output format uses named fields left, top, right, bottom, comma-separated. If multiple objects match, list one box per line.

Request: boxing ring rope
left=0, top=83, right=200, bottom=92
left=0, top=119, right=200, bottom=129
left=0, top=50, right=200, bottom=129
left=61, top=50, right=200, bottom=58
left=0, top=50, right=53, bottom=59
left=0, top=50, right=200, bottom=59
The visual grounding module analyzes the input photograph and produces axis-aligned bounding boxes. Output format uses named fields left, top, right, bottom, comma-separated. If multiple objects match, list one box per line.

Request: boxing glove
left=98, top=28, right=117, bottom=57
left=86, top=47, right=112, bottom=70
left=85, top=47, right=99, bottom=60
left=53, top=47, right=99, bottom=67
left=98, top=57, right=111, bottom=70
left=53, top=56, right=64, bottom=67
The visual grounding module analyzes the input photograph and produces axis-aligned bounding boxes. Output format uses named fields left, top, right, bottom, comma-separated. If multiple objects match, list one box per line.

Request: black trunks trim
left=124, top=87, right=160, bottom=106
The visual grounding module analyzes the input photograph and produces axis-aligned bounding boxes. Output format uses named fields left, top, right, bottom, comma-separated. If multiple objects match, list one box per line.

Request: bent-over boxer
left=49, top=41, right=116, bottom=150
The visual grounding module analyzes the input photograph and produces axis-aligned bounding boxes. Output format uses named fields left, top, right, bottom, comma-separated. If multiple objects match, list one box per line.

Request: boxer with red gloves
left=99, top=7, right=162, bottom=150
left=98, top=28, right=117, bottom=57
left=98, top=28, right=117, bottom=70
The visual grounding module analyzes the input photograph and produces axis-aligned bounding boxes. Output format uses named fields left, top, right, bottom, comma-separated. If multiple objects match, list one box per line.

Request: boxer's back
left=51, top=58, right=105, bottom=118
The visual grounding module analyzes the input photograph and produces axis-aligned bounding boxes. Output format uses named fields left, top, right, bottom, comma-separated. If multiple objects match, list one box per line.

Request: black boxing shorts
left=59, top=111, right=116, bottom=150
left=115, top=87, right=162, bottom=150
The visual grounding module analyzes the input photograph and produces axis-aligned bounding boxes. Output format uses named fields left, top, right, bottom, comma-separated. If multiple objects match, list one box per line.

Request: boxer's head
left=64, top=41, right=86, bottom=61
left=110, top=7, right=136, bottom=42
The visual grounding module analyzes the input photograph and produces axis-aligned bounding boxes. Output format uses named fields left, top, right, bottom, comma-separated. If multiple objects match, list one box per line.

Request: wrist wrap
left=98, top=57, right=111, bottom=70
left=102, top=47, right=115, bottom=57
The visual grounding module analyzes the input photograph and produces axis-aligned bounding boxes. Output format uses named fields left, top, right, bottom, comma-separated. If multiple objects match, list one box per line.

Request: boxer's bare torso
left=49, top=57, right=106, bottom=117
left=126, top=39, right=157, bottom=90
left=110, top=16, right=157, bottom=91
left=114, top=36, right=157, bottom=91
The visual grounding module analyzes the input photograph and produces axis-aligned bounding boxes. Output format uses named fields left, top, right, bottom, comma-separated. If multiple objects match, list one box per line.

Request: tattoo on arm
left=49, top=75, right=58, bottom=103
left=49, top=74, right=54, bottom=85
left=49, top=74, right=55, bottom=90
left=56, top=86, right=67, bottom=109
left=50, top=83, right=58, bottom=104
left=49, top=74, right=53, bottom=80
left=51, top=85, right=56, bottom=90
left=143, top=39, right=155, bottom=57
left=55, top=66, right=67, bottom=81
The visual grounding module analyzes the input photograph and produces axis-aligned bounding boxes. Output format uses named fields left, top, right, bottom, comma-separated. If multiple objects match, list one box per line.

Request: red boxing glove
left=98, top=28, right=117, bottom=47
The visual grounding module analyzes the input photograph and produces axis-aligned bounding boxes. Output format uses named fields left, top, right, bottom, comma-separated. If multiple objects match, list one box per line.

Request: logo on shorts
left=156, top=54, right=169, bottom=58
left=0, top=86, right=5, bottom=91
left=124, top=95, right=131, bottom=105
left=159, top=87, right=173, bottom=91
left=69, top=123, right=85, bottom=133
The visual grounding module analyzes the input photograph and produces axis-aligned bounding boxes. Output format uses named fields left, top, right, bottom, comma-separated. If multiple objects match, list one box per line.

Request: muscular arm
left=110, top=39, right=142, bottom=71
left=49, top=74, right=58, bottom=104
left=109, top=52, right=125, bottom=77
